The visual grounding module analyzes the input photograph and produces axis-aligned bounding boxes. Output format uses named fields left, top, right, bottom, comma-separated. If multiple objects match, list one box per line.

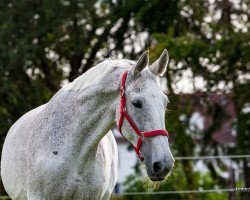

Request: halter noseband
left=118, top=71, right=169, bottom=162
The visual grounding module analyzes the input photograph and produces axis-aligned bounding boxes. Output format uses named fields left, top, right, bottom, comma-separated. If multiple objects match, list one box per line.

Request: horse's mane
left=62, top=59, right=135, bottom=91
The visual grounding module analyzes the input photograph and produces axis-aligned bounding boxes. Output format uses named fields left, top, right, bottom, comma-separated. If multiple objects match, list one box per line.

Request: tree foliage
left=0, top=0, right=249, bottom=198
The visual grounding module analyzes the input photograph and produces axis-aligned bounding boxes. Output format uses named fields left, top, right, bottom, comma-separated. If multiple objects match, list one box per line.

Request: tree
left=121, top=0, right=249, bottom=199
left=0, top=0, right=132, bottom=145
left=0, top=0, right=249, bottom=198
left=0, top=0, right=135, bottom=194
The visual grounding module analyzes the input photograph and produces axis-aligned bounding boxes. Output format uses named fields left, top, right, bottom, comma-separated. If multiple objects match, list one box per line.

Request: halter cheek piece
left=117, top=71, right=169, bottom=162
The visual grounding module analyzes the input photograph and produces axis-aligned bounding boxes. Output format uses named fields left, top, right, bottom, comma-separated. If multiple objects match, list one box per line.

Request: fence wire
left=115, top=188, right=250, bottom=196
left=117, top=154, right=250, bottom=196
left=174, top=154, right=250, bottom=160
left=1, top=155, right=249, bottom=198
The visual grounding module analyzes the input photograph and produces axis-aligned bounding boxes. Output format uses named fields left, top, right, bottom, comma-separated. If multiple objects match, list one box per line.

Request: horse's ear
left=133, top=51, right=149, bottom=76
left=149, top=49, right=169, bottom=76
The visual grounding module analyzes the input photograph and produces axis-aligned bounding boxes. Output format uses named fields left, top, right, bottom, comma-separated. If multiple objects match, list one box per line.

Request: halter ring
left=139, top=157, right=145, bottom=164
left=120, top=87, right=125, bottom=97
left=140, top=131, right=145, bottom=141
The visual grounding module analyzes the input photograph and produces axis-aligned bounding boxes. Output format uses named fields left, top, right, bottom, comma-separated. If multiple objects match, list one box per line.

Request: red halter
left=118, top=71, right=169, bottom=162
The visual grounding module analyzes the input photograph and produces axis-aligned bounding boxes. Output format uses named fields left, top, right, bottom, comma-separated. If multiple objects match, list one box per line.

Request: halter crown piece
left=117, top=71, right=169, bottom=162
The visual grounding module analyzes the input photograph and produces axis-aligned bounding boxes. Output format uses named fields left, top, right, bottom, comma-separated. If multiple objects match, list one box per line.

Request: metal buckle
left=139, top=158, right=145, bottom=164
left=123, top=106, right=126, bottom=112
left=139, top=153, right=145, bottom=164
left=140, top=131, right=145, bottom=141
left=120, top=87, right=124, bottom=97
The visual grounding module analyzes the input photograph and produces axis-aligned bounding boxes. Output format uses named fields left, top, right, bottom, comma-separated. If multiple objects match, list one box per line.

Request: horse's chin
left=149, top=176, right=165, bottom=182
left=144, top=161, right=170, bottom=182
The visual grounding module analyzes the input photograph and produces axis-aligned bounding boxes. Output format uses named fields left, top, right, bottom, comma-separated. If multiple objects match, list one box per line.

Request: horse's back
left=1, top=104, right=47, bottom=199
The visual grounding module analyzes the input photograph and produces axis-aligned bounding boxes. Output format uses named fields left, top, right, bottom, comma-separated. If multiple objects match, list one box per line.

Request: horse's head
left=115, top=50, right=174, bottom=181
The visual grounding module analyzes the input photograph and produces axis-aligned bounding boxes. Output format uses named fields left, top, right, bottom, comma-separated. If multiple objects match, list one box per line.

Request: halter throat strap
left=117, top=70, right=169, bottom=161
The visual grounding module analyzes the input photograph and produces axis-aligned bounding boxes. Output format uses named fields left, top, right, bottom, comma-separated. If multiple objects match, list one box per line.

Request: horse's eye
left=132, top=100, right=142, bottom=108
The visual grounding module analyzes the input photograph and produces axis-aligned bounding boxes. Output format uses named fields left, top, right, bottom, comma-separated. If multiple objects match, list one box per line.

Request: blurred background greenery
left=0, top=0, right=249, bottom=199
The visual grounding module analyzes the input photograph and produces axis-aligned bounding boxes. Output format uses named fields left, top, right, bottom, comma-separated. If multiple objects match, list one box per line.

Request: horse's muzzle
left=147, top=158, right=174, bottom=181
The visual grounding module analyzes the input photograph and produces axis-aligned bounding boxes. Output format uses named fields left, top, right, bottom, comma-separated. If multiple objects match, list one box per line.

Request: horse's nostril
left=153, top=162, right=162, bottom=174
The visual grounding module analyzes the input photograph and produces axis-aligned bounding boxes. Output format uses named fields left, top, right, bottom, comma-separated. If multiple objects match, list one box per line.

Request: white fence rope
left=1, top=155, right=249, bottom=198
left=122, top=154, right=250, bottom=160
left=117, top=188, right=242, bottom=196
left=116, top=155, right=250, bottom=196
left=174, top=154, right=250, bottom=160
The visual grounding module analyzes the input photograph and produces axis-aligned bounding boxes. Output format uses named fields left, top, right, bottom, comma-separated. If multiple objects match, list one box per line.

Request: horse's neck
left=67, top=67, right=125, bottom=172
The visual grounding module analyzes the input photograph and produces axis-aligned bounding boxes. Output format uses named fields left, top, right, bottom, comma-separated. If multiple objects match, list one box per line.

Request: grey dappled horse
left=1, top=50, right=174, bottom=200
